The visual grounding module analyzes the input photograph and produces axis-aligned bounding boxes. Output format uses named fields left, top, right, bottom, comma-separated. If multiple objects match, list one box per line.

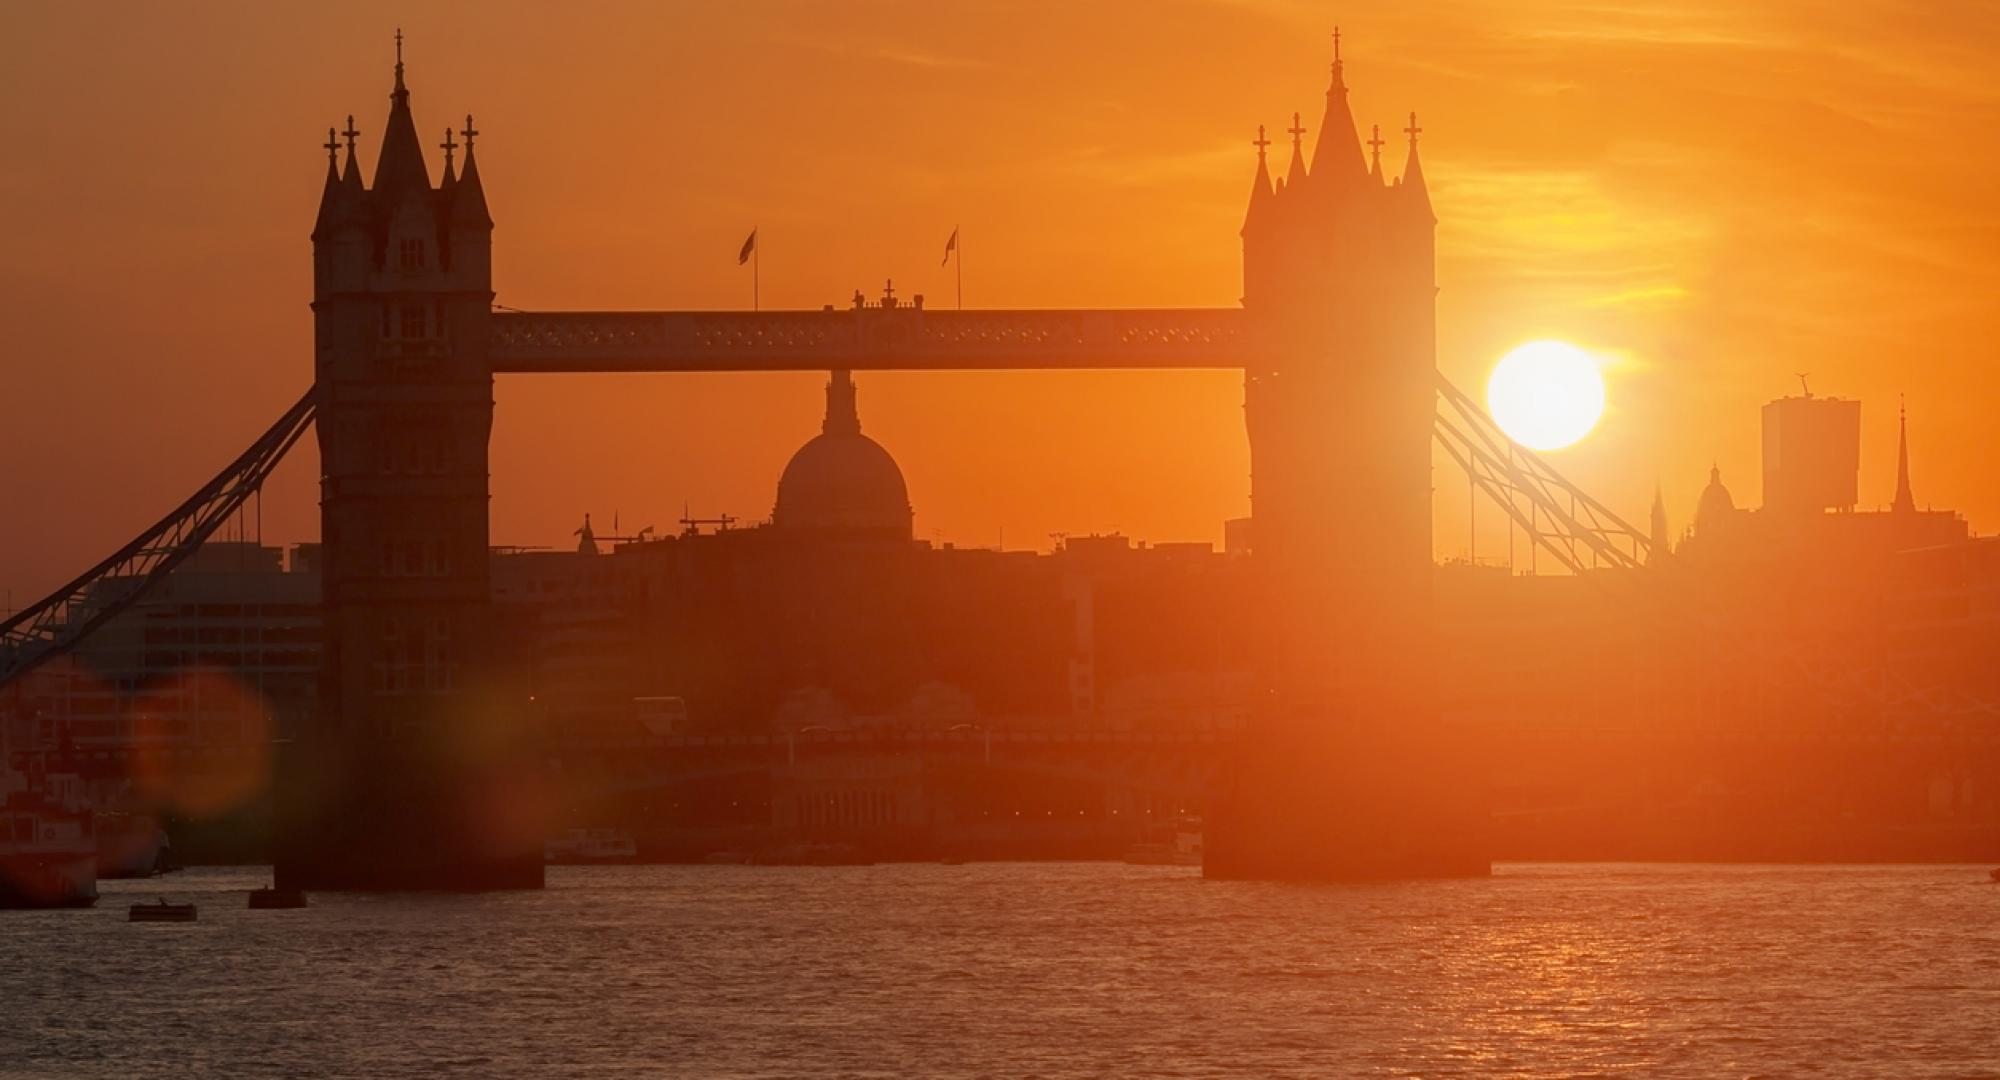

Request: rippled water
left=3, top=863, right=1997, bottom=1077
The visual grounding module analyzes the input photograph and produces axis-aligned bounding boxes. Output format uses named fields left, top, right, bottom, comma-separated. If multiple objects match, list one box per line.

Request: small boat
left=129, top=898, right=197, bottom=922
left=248, top=886, right=308, bottom=909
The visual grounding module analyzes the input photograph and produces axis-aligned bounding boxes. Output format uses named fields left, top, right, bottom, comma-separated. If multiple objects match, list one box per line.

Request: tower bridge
left=1, top=34, right=1657, bottom=888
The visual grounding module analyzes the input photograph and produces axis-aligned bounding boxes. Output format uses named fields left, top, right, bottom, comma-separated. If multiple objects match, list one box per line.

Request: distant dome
left=1695, top=464, right=1736, bottom=535
left=772, top=371, right=912, bottom=537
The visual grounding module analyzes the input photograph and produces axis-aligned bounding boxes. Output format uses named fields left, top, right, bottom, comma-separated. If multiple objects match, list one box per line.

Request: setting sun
left=1486, top=341, right=1607, bottom=452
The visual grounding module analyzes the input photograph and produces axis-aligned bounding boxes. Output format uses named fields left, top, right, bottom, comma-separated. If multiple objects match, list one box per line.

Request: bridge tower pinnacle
left=283, top=40, right=537, bottom=891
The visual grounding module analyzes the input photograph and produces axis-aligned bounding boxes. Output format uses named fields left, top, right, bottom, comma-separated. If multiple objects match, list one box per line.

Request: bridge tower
left=1208, top=40, right=1488, bottom=879
left=277, top=44, right=541, bottom=889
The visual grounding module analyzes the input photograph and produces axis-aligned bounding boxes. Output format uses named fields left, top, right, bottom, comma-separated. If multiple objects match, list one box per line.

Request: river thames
left=3, top=862, right=1996, bottom=1077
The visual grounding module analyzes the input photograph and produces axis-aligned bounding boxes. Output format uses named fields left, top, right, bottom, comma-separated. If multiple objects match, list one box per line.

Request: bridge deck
left=489, top=308, right=1251, bottom=373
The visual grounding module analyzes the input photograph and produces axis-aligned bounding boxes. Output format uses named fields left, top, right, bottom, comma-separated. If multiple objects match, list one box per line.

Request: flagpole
left=754, top=239, right=760, bottom=312
left=956, top=226, right=963, bottom=310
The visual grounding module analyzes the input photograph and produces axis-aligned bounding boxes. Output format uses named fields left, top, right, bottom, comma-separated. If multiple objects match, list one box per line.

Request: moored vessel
left=129, top=898, right=197, bottom=922
left=1, top=764, right=98, bottom=909
left=248, top=885, right=308, bottom=909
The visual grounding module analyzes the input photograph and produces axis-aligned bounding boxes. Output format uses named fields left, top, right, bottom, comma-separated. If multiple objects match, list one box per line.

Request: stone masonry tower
left=278, top=39, right=541, bottom=889
left=1207, top=35, right=1488, bottom=879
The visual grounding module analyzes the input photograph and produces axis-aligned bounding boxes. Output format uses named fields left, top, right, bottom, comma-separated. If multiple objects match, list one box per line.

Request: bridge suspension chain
left=0, top=388, right=316, bottom=690
left=1432, top=371, right=1651, bottom=573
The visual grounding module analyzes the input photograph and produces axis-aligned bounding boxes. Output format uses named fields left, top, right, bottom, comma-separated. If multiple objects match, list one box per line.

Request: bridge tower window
left=399, top=237, right=426, bottom=271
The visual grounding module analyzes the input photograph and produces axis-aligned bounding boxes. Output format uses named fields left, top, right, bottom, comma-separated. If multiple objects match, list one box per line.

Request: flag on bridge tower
left=738, top=227, right=759, bottom=310
left=943, top=225, right=961, bottom=309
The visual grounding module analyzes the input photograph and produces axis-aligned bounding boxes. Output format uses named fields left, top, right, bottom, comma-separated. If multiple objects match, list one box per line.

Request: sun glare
left=1486, top=341, right=1607, bottom=451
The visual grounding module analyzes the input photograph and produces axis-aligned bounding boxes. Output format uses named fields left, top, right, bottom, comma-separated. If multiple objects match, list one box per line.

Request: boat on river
left=1, top=767, right=98, bottom=909
left=248, top=886, right=308, bottom=909
left=128, top=899, right=197, bottom=922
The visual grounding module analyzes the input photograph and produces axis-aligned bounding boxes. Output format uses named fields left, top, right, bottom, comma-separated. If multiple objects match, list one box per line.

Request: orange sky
left=2, top=1, right=1996, bottom=603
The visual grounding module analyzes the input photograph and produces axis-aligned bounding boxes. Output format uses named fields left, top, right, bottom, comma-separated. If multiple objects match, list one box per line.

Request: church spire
left=1892, top=395, right=1916, bottom=513
left=824, top=370, right=861, bottom=436
left=1648, top=483, right=1671, bottom=564
left=372, top=29, right=431, bottom=195
left=1310, top=27, right=1367, bottom=185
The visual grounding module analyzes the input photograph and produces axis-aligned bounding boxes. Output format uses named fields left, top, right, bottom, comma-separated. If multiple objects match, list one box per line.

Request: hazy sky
left=2, top=1, right=1996, bottom=603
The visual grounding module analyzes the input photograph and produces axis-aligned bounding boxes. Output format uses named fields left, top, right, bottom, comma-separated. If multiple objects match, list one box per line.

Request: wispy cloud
left=1042, top=140, right=1246, bottom=187
left=794, top=35, right=998, bottom=72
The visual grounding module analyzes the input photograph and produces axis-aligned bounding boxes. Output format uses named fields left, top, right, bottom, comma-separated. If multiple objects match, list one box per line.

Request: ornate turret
left=1400, top=112, right=1434, bottom=222
left=312, top=117, right=369, bottom=291
left=1242, top=124, right=1274, bottom=235
left=312, top=128, right=343, bottom=238
left=438, top=127, right=458, bottom=190
left=1284, top=112, right=1309, bottom=190
left=1309, top=28, right=1366, bottom=188
left=371, top=30, right=431, bottom=197
left=339, top=115, right=364, bottom=193
left=450, top=114, right=493, bottom=231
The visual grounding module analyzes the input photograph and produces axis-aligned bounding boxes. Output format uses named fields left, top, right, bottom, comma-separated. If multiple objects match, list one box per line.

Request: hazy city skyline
left=2, top=1, right=1996, bottom=607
